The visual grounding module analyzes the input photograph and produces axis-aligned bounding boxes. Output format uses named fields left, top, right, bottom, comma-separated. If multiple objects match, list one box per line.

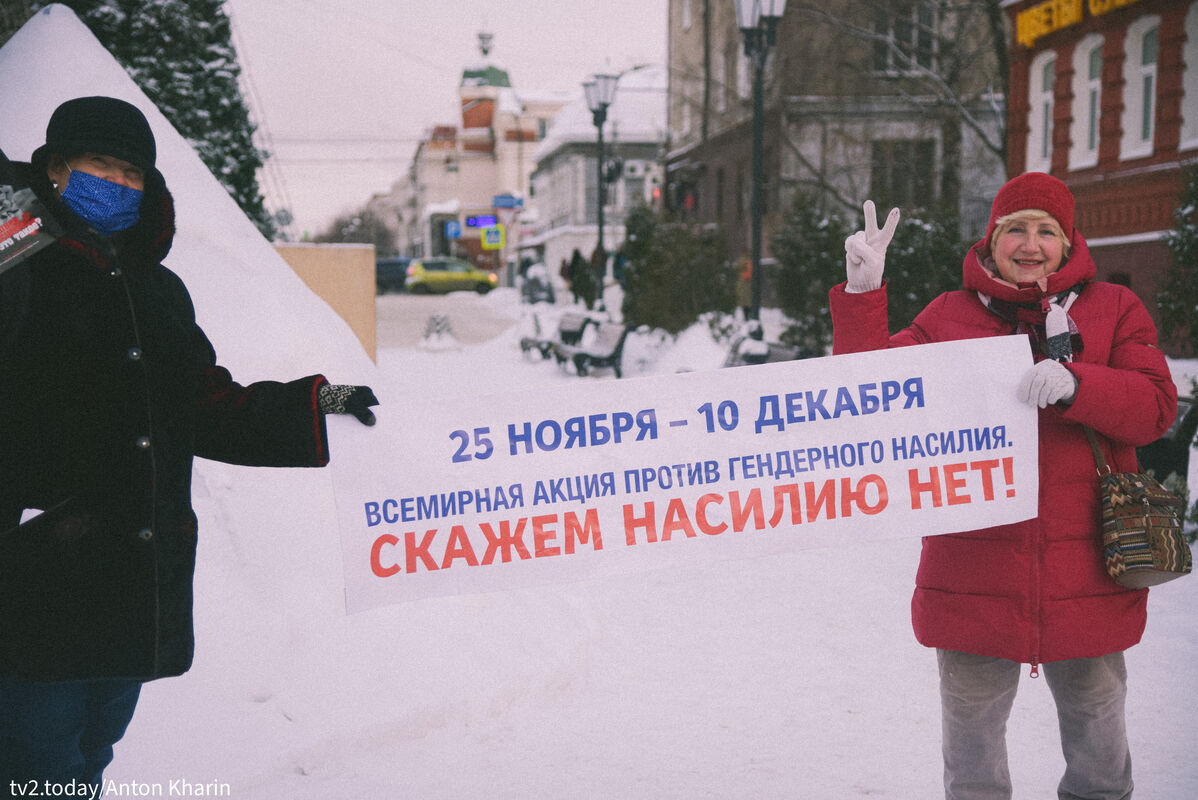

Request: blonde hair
left=989, top=209, right=1072, bottom=258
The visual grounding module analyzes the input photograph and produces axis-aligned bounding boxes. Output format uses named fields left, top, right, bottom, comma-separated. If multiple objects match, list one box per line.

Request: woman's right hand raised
left=844, top=200, right=900, bottom=293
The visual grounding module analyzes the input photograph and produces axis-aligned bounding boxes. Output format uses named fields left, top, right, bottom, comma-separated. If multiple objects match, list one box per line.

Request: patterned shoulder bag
left=1085, top=427, right=1192, bottom=588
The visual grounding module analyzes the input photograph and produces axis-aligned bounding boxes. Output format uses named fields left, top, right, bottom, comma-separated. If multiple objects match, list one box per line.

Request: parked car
left=375, top=256, right=411, bottom=294
left=405, top=257, right=498, bottom=294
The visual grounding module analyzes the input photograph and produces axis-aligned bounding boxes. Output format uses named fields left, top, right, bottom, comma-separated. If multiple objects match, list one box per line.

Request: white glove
left=844, top=200, right=900, bottom=293
left=1017, top=360, right=1078, bottom=408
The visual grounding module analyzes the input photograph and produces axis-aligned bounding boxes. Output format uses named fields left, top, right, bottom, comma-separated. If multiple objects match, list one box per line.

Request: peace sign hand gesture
left=844, top=200, right=901, bottom=294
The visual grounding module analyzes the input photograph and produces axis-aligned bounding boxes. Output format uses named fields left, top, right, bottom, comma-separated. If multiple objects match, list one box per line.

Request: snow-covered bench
left=553, top=321, right=630, bottom=378
left=519, top=311, right=593, bottom=359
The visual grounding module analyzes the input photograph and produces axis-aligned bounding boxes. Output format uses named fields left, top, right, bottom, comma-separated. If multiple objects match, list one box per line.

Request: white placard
left=331, top=336, right=1038, bottom=612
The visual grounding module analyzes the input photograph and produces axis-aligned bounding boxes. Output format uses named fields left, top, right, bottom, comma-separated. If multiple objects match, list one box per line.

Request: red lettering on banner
left=442, top=524, right=480, bottom=568
left=481, top=518, right=532, bottom=564
left=909, top=466, right=943, bottom=509
left=371, top=534, right=401, bottom=577
left=695, top=493, right=728, bottom=535
left=623, top=502, right=657, bottom=545
left=805, top=479, right=837, bottom=521
left=943, top=462, right=971, bottom=505
left=661, top=497, right=697, bottom=541
left=532, top=514, right=561, bottom=558
left=564, top=508, right=603, bottom=553
left=729, top=489, right=765, bottom=531
left=911, top=458, right=1016, bottom=510
left=406, top=529, right=440, bottom=572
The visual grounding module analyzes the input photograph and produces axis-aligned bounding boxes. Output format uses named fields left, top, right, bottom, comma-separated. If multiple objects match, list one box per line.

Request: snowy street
left=376, top=291, right=521, bottom=349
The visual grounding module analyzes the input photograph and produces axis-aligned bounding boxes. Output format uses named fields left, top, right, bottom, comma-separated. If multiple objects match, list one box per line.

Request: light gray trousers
left=937, top=649, right=1133, bottom=800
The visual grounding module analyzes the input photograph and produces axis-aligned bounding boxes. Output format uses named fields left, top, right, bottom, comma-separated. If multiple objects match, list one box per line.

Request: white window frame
left=713, top=47, right=726, bottom=113
left=1180, top=3, right=1198, bottom=151
left=872, top=2, right=939, bottom=75
left=737, top=50, right=751, bottom=100
left=1069, top=34, right=1104, bottom=170
left=1027, top=50, right=1057, bottom=173
left=1119, top=15, right=1160, bottom=161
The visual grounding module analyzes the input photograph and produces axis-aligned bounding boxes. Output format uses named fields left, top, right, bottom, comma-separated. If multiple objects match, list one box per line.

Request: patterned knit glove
left=318, top=384, right=378, bottom=426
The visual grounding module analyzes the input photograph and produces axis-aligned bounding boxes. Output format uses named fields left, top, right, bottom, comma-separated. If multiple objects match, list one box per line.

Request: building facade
left=665, top=0, right=1008, bottom=301
left=1004, top=0, right=1197, bottom=353
left=393, top=36, right=568, bottom=281
left=525, top=64, right=668, bottom=274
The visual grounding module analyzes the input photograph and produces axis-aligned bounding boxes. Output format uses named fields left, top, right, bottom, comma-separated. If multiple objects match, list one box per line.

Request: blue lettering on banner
left=508, top=410, right=658, bottom=455
left=754, top=377, right=925, bottom=433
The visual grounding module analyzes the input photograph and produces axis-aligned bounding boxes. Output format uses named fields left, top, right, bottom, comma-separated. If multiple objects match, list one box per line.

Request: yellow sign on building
left=1016, top=0, right=1083, bottom=48
left=480, top=225, right=506, bottom=251
left=1016, top=0, right=1145, bottom=48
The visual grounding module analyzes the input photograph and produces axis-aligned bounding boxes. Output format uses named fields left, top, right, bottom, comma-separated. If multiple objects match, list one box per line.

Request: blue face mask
left=59, top=169, right=143, bottom=235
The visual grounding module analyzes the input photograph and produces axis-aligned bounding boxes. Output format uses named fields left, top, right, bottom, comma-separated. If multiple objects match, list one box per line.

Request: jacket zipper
left=1029, top=463, right=1044, bottom=679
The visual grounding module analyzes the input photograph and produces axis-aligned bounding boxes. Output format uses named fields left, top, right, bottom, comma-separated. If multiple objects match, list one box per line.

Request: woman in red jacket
left=830, top=172, right=1176, bottom=800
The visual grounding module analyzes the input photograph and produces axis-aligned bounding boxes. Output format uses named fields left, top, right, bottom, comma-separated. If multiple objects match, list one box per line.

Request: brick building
left=1003, top=0, right=1198, bottom=353
left=665, top=0, right=1008, bottom=302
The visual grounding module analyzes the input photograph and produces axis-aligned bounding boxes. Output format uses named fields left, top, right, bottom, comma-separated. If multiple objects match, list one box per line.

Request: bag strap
left=1083, top=426, right=1112, bottom=476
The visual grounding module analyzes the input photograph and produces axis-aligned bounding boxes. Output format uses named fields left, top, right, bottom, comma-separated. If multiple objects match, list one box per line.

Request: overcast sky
left=224, top=0, right=669, bottom=238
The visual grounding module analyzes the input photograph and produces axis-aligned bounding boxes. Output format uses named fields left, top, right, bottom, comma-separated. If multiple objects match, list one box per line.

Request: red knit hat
left=985, top=172, right=1074, bottom=243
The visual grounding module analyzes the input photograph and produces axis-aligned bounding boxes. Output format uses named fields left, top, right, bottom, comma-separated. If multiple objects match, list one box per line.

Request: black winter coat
left=0, top=155, right=329, bottom=682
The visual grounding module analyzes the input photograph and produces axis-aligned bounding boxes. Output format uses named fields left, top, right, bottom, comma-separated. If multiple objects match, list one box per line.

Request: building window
left=737, top=50, right=752, bottom=100
left=584, top=157, right=597, bottom=224
left=870, top=139, right=936, bottom=210
left=1120, top=16, right=1159, bottom=160
left=682, top=0, right=691, bottom=31
left=624, top=176, right=645, bottom=210
left=1027, top=50, right=1056, bottom=172
left=713, top=48, right=726, bottom=113
left=1069, top=35, right=1103, bottom=170
left=873, top=2, right=937, bottom=74
left=1180, top=3, right=1198, bottom=150
left=724, top=43, right=739, bottom=112
left=716, top=167, right=725, bottom=223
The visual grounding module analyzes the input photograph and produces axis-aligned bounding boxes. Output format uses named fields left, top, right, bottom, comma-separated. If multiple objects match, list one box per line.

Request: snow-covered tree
left=34, top=0, right=276, bottom=238
left=314, top=208, right=397, bottom=256
left=772, top=194, right=965, bottom=353
left=1157, top=166, right=1198, bottom=356
left=620, top=205, right=735, bottom=335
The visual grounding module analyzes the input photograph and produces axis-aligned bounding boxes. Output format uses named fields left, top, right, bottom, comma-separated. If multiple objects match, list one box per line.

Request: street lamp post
left=584, top=73, right=619, bottom=306
left=734, top=0, right=787, bottom=320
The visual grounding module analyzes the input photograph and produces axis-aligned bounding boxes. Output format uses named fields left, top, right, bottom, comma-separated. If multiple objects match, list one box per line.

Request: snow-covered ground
left=106, top=289, right=1198, bottom=800
left=3, top=7, right=1197, bottom=799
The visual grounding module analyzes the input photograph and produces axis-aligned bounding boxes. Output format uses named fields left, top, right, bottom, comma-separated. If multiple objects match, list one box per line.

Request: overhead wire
left=228, top=5, right=298, bottom=239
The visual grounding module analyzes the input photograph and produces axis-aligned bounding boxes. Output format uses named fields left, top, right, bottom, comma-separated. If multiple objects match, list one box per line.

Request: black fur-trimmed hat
left=41, top=96, right=156, bottom=171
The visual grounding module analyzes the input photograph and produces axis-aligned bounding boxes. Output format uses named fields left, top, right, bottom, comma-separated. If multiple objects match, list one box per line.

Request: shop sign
left=1016, top=0, right=1144, bottom=49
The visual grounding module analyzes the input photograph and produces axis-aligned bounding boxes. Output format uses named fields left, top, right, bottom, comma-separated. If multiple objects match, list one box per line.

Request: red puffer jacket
left=830, top=233, right=1176, bottom=666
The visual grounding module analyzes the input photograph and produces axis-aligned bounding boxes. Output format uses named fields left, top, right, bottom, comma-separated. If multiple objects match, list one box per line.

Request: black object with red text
left=0, top=147, right=63, bottom=277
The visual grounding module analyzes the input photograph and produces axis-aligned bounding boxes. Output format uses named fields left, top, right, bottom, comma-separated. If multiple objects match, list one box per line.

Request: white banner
left=331, top=336, right=1038, bottom=612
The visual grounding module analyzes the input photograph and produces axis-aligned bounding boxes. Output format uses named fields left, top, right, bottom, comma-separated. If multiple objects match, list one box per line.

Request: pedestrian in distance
left=829, top=172, right=1177, bottom=800
left=0, top=96, right=379, bottom=791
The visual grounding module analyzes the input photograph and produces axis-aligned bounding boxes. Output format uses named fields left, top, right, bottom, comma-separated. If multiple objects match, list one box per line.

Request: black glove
left=318, top=384, right=378, bottom=426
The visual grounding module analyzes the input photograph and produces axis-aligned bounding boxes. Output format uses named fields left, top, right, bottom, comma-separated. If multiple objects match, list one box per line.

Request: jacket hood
left=24, top=149, right=175, bottom=269
left=962, top=228, right=1096, bottom=303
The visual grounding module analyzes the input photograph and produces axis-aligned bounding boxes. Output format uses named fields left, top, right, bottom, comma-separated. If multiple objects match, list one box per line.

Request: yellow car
left=405, top=257, right=498, bottom=294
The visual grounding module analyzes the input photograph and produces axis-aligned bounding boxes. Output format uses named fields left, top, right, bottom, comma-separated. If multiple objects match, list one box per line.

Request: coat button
left=135, top=436, right=151, bottom=449
left=137, top=528, right=153, bottom=542
left=127, top=347, right=143, bottom=361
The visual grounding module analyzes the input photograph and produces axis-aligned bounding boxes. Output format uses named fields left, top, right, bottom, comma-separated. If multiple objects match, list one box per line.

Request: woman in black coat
left=0, top=96, right=377, bottom=788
